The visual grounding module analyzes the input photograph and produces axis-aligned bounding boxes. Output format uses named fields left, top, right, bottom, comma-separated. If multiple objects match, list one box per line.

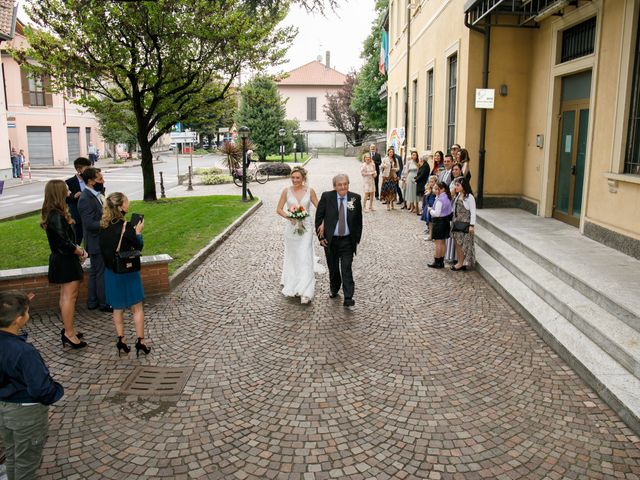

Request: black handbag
left=451, top=221, right=470, bottom=233
left=114, top=222, right=141, bottom=274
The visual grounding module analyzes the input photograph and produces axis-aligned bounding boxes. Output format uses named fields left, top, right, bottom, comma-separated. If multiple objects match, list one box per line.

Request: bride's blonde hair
left=290, top=166, right=308, bottom=184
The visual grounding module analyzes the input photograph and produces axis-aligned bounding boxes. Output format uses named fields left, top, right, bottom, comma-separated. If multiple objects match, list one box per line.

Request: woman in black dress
left=41, top=180, right=88, bottom=349
left=99, top=192, right=150, bottom=357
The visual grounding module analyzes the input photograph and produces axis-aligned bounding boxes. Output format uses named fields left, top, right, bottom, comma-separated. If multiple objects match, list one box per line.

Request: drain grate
left=121, top=366, right=194, bottom=396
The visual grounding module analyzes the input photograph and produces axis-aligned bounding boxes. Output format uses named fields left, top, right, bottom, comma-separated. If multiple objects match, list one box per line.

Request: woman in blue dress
left=99, top=192, right=151, bottom=358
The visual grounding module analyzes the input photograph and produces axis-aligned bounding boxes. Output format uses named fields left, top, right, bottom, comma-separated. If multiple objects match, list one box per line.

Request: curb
left=0, top=209, right=40, bottom=222
left=168, top=199, right=263, bottom=289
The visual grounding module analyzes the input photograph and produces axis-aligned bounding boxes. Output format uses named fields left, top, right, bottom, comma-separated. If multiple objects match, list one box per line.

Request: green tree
left=186, top=89, right=238, bottom=146
left=19, top=0, right=294, bottom=200
left=88, top=92, right=138, bottom=157
left=236, top=76, right=287, bottom=161
left=352, top=0, right=388, bottom=131
left=324, top=73, right=371, bottom=147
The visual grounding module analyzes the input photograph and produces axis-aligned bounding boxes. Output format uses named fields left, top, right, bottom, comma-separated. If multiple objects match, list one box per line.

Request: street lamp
left=279, top=128, right=286, bottom=162
left=239, top=126, right=250, bottom=202
left=293, top=129, right=299, bottom=163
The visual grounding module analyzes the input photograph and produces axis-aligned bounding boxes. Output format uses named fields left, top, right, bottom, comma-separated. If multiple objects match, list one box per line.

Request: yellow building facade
left=386, top=0, right=640, bottom=258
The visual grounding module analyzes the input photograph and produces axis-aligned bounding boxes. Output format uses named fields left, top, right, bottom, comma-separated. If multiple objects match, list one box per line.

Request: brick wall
left=0, top=255, right=172, bottom=311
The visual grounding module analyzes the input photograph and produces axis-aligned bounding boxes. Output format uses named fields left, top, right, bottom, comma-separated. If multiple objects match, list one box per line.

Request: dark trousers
left=396, top=182, right=404, bottom=203
left=374, top=164, right=380, bottom=198
left=325, top=236, right=355, bottom=299
left=0, top=401, right=49, bottom=480
left=74, top=222, right=83, bottom=247
left=87, top=252, right=106, bottom=308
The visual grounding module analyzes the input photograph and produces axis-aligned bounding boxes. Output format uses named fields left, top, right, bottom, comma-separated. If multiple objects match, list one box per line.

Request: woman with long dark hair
left=41, top=180, right=88, bottom=349
left=427, top=181, right=452, bottom=268
left=451, top=177, right=477, bottom=271
left=431, top=150, right=445, bottom=176
left=99, top=192, right=149, bottom=357
left=380, top=148, right=400, bottom=210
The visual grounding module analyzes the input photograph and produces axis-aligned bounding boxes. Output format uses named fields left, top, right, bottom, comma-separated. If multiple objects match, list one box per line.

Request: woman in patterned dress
left=380, top=148, right=399, bottom=210
left=451, top=177, right=476, bottom=271
left=360, top=153, right=376, bottom=212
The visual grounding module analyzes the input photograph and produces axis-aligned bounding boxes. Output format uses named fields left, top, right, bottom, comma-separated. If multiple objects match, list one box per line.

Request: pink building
left=277, top=52, right=348, bottom=149
left=0, top=19, right=104, bottom=178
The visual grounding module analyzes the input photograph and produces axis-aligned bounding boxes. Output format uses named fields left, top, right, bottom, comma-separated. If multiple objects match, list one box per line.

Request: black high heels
left=61, top=332, right=87, bottom=349
left=116, top=336, right=131, bottom=356
left=135, top=337, right=151, bottom=358
left=60, top=328, right=84, bottom=339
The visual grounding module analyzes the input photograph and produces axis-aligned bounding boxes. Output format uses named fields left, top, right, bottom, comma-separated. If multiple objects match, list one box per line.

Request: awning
left=464, top=0, right=581, bottom=28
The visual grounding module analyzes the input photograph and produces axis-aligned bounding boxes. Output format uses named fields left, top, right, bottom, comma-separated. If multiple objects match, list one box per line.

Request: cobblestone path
left=26, top=156, right=640, bottom=479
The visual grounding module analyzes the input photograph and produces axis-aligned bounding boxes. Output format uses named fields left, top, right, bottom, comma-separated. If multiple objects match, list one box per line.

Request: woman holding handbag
left=450, top=177, right=476, bottom=271
left=380, top=148, right=399, bottom=210
left=99, top=192, right=150, bottom=357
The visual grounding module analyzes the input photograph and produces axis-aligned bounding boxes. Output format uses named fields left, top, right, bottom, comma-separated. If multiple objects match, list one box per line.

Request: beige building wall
left=386, top=0, right=640, bottom=253
left=279, top=84, right=341, bottom=132
left=0, top=61, right=10, bottom=177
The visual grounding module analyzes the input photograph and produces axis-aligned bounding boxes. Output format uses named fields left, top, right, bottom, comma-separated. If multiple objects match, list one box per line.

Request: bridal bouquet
left=288, top=205, right=309, bottom=235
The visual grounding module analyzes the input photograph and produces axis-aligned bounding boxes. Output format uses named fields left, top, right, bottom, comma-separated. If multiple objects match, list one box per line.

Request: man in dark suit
left=66, top=157, right=92, bottom=245
left=369, top=144, right=382, bottom=199
left=78, top=167, right=111, bottom=312
left=315, top=174, right=363, bottom=307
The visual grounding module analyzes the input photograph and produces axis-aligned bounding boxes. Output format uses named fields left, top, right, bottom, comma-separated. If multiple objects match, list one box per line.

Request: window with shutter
left=307, top=97, right=316, bottom=121
left=20, top=68, right=30, bottom=106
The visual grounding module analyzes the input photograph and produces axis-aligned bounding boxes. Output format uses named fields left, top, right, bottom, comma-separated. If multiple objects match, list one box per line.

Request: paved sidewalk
left=18, top=156, right=640, bottom=479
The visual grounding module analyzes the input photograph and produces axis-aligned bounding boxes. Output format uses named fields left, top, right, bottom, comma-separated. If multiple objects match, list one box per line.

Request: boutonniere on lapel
left=347, top=198, right=356, bottom=211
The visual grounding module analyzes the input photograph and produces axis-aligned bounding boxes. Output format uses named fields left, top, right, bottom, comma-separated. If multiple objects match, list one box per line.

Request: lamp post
left=279, top=128, right=286, bottom=162
left=239, top=126, right=250, bottom=202
left=293, top=130, right=299, bottom=163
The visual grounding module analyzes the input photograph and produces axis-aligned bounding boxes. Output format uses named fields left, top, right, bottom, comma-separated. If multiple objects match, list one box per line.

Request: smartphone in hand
left=130, top=213, right=144, bottom=227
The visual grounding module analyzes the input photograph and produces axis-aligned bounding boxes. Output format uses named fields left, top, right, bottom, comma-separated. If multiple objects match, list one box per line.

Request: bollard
left=247, top=188, right=254, bottom=201
left=187, top=165, right=194, bottom=191
left=160, top=171, right=167, bottom=198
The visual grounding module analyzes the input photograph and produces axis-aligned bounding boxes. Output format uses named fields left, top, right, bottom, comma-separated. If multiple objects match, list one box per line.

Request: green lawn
left=0, top=196, right=256, bottom=274
left=264, top=153, right=311, bottom=163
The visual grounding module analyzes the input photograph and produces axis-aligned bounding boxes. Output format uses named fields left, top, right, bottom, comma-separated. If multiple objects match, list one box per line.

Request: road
left=0, top=152, right=227, bottom=220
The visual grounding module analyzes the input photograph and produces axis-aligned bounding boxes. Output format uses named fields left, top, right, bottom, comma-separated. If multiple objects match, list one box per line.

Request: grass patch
left=265, top=153, right=311, bottom=163
left=0, top=196, right=255, bottom=274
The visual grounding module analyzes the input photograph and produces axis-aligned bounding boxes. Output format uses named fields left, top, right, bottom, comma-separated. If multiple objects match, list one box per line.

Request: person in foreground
left=315, top=174, right=363, bottom=307
left=99, top=193, right=150, bottom=357
left=41, top=179, right=88, bottom=349
left=276, top=167, right=322, bottom=304
left=0, top=291, right=64, bottom=480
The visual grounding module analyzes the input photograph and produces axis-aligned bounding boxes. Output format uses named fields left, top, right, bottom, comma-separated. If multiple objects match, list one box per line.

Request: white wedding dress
left=281, top=187, right=325, bottom=301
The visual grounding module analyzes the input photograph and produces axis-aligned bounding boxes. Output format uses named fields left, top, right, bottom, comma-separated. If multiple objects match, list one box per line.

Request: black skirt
left=431, top=217, right=450, bottom=240
left=48, top=253, right=83, bottom=284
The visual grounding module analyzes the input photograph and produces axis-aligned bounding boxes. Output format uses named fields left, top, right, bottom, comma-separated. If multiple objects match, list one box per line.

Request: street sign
left=475, top=88, right=495, bottom=109
left=170, top=131, right=197, bottom=142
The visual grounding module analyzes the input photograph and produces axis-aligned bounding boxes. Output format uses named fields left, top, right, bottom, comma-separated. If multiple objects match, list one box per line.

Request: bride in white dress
left=276, top=167, right=323, bottom=304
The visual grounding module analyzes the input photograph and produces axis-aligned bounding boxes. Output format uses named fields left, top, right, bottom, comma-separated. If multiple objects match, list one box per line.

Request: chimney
left=325, top=51, right=330, bottom=69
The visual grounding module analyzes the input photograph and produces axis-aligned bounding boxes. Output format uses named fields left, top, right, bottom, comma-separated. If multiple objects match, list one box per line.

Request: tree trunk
left=139, top=136, right=157, bottom=201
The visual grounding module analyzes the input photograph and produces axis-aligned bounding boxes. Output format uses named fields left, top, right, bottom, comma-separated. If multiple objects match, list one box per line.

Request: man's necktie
left=338, top=197, right=346, bottom=236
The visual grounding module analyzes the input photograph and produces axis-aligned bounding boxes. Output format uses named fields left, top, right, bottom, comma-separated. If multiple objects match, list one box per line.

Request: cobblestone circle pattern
left=22, top=156, right=640, bottom=479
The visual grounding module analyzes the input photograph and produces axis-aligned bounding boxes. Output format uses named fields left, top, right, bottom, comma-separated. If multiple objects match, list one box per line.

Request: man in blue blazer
left=65, top=157, right=92, bottom=245
left=78, top=167, right=111, bottom=312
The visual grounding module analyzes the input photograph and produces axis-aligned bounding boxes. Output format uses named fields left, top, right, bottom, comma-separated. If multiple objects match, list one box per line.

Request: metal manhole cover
left=121, top=366, right=194, bottom=396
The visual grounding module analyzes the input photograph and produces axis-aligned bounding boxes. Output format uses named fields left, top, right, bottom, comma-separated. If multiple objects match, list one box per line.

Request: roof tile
left=278, top=60, right=347, bottom=86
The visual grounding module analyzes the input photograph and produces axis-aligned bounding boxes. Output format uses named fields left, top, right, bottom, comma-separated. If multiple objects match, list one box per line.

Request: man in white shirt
left=438, top=154, right=454, bottom=185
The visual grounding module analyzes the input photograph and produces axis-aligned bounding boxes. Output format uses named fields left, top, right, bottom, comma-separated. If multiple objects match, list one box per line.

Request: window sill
left=603, top=172, right=640, bottom=193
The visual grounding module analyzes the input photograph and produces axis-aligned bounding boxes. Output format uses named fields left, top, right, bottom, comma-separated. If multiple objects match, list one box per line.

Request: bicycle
left=232, top=161, right=269, bottom=187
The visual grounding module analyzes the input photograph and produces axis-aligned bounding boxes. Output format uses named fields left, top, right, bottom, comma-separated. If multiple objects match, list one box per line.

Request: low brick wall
left=0, top=255, right=172, bottom=311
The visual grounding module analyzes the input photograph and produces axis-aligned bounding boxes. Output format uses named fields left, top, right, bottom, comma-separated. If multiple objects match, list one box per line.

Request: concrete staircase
left=474, top=209, right=640, bottom=435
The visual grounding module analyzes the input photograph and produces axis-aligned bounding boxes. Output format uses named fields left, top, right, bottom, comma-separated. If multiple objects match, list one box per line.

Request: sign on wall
left=475, top=89, right=495, bottom=109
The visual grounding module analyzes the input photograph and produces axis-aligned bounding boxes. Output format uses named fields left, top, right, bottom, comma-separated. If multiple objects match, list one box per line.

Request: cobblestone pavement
left=21, top=156, right=640, bottom=479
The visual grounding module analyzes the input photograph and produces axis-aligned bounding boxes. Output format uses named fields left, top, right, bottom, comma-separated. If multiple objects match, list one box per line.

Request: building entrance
left=553, top=71, right=591, bottom=227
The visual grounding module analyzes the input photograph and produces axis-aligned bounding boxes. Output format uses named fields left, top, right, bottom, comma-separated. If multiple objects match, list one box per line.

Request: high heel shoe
left=61, top=332, right=87, bottom=349
left=135, top=337, right=151, bottom=358
left=60, top=328, right=84, bottom=339
left=116, top=336, right=131, bottom=356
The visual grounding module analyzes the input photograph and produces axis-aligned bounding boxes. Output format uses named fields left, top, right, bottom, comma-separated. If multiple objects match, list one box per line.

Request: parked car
left=169, top=142, right=176, bottom=151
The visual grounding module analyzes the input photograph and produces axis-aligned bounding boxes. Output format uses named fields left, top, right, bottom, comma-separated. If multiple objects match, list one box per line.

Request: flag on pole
left=379, top=30, right=388, bottom=75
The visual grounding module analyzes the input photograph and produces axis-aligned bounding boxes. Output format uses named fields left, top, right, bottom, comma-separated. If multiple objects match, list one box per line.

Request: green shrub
left=195, top=167, right=224, bottom=175
left=200, top=173, right=232, bottom=185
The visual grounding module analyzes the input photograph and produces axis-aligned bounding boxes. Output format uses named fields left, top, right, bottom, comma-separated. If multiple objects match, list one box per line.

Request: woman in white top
left=276, top=167, right=322, bottom=303
left=450, top=177, right=477, bottom=271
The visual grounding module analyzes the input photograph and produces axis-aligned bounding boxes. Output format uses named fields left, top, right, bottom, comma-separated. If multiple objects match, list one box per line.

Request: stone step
left=475, top=246, right=640, bottom=435
left=476, top=211, right=640, bottom=332
left=476, top=227, right=640, bottom=378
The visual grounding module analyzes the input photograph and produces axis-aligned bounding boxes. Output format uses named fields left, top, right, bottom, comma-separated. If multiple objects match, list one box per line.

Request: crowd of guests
left=361, top=143, right=477, bottom=271
left=1, top=157, right=151, bottom=479
left=9, top=147, right=29, bottom=180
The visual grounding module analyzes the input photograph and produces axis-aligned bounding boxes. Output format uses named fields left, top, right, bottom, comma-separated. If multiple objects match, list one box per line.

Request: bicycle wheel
left=233, top=175, right=243, bottom=187
left=255, top=167, right=269, bottom=184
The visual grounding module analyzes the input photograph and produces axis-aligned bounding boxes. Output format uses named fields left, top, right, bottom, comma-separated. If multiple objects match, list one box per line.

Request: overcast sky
left=274, top=0, right=378, bottom=75
left=18, top=0, right=377, bottom=76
